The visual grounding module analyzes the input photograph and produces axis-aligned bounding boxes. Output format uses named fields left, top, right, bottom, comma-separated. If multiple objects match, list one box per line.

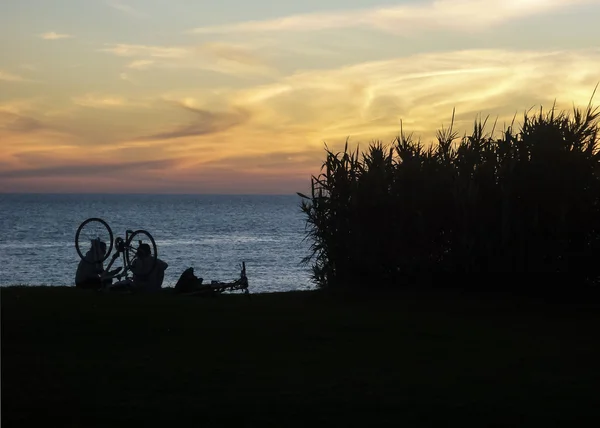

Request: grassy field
left=2, top=286, right=600, bottom=427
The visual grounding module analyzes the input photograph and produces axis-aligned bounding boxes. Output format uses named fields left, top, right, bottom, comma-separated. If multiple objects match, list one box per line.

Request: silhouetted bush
left=300, top=99, right=600, bottom=291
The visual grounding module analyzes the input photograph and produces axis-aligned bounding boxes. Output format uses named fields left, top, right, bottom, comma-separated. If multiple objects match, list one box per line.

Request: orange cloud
left=1, top=46, right=599, bottom=194
left=72, top=94, right=151, bottom=109
left=39, top=31, right=73, bottom=40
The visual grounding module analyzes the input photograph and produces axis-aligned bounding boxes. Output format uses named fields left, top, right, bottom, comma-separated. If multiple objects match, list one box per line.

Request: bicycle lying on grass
left=175, top=263, right=250, bottom=296
left=210, top=262, right=249, bottom=295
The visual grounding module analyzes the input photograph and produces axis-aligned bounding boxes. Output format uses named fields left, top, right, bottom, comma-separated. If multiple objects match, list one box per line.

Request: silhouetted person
left=75, top=239, right=120, bottom=289
left=131, top=243, right=168, bottom=292
left=174, top=267, right=204, bottom=293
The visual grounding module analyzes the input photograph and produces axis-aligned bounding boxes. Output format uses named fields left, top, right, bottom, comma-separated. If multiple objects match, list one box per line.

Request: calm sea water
left=0, top=194, right=314, bottom=293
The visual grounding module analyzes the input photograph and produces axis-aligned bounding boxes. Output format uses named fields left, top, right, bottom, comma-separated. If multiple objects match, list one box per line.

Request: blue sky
left=1, top=0, right=599, bottom=193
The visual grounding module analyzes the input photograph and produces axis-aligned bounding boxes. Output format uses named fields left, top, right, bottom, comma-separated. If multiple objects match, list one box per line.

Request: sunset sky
left=1, top=0, right=599, bottom=194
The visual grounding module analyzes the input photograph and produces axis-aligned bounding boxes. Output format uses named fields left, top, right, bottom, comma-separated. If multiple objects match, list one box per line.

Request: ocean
left=0, top=194, right=314, bottom=293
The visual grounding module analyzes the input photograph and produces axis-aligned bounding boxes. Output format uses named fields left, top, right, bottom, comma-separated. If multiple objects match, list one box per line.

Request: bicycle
left=174, top=262, right=250, bottom=296
left=75, top=217, right=158, bottom=284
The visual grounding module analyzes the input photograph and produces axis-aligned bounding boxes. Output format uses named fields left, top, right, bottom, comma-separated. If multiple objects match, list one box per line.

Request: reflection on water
left=0, top=243, right=73, bottom=249
left=158, top=235, right=279, bottom=246
left=0, top=194, right=314, bottom=292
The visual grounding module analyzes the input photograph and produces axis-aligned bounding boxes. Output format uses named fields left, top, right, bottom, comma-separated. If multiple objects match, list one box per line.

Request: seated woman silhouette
left=75, top=239, right=120, bottom=289
left=131, top=243, right=168, bottom=292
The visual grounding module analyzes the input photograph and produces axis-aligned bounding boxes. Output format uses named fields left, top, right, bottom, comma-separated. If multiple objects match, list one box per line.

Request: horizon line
left=0, top=191, right=302, bottom=196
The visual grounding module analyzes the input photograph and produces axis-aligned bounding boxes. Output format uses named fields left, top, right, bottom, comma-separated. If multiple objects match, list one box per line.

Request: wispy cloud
left=119, top=72, right=136, bottom=84
left=72, top=94, right=150, bottom=109
left=0, top=158, right=179, bottom=179
left=39, top=31, right=73, bottom=40
left=1, top=105, right=81, bottom=139
left=202, top=42, right=267, bottom=67
left=127, top=60, right=155, bottom=69
left=202, top=149, right=322, bottom=174
left=0, top=70, right=30, bottom=82
left=229, top=47, right=600, bottom=141
left=101, top=44, right=188, bottom=58
left=108, top=1, right=145, bottom=18
left=0, top=98, right=43, bottom=114
left=189, top=0, right=598, bottom=35
left=100, top=43, right=277, bottom=77
left=4, top=34, right=600, bottom=194
left=0, top=112, right=47, bottom=133
left=134, top=100, right=250, bottom=141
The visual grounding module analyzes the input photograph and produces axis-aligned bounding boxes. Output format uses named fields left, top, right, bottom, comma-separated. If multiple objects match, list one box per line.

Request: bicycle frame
left=102, top=229, right=135, bottom=281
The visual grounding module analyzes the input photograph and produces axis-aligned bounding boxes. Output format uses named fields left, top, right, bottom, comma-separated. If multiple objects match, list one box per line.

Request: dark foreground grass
left=2, top=286, right=600, bottom=427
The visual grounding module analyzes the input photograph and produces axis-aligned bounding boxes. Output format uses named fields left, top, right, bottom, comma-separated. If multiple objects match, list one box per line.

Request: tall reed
left=299, top=98, right=600, bottom=290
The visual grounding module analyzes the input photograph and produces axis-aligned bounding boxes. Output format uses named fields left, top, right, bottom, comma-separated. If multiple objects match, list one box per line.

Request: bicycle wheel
left=75, top=218, right=113, bottom=264
left=125, top=230, right=158, bottom=276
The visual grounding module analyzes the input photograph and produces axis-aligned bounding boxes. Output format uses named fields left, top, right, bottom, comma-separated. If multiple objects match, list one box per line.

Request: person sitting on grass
left=75, top=239, right=121, bottom=289
left=174, top=267, right=204, bottom=293
left=130, top=243, right=168, bottom=292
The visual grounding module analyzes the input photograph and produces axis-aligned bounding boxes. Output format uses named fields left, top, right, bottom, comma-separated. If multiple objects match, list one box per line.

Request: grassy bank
left=2, top=286, right=600, bottom=427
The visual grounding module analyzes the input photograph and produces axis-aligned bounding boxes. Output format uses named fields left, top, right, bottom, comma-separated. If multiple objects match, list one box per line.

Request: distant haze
left=1, top=0, right=599, bottom=193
